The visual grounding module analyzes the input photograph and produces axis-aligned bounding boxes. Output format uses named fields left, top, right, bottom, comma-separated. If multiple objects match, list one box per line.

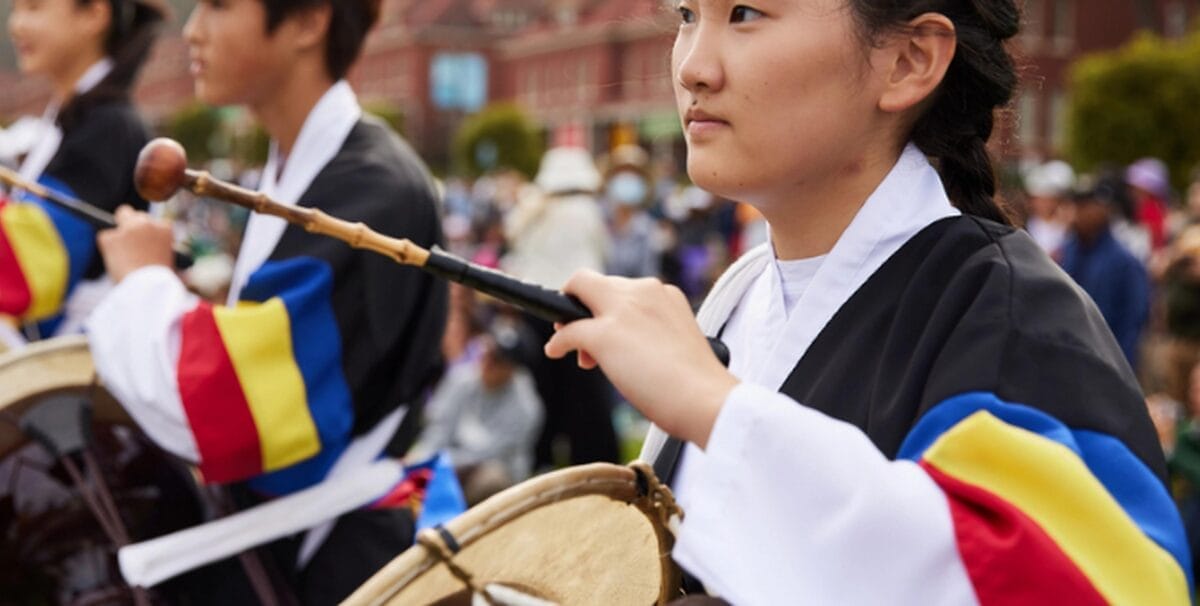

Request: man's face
left=1071, top=198, right=1110, bottom=239
left=183, top=0, right=294, bottom=106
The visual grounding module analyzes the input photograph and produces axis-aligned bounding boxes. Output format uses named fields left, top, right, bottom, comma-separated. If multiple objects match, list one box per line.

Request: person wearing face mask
left=603, top=145, right=661, bottom=279
left=541, top=0, right=1191, bottom=603
left=2, top=0, right=165, bottom=341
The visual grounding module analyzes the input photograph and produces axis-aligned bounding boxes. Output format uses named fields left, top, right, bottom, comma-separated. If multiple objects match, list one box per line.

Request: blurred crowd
left=1011, top=155, right=1200, bottom=579
left=166, top=142, right=761, bottom=505
left=167, top=142, right=1200, bottom=548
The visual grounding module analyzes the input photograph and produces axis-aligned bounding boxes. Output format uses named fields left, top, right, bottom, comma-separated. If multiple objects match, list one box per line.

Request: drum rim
left=344, top=461, right=682, bottom=606
left=0, top=335, right=128, bottom=457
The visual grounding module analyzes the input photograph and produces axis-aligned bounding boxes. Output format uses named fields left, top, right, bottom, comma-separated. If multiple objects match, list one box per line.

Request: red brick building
left=1006, top=0, right=1200, bottom=160
left=353, top=0, right=679, bottom=165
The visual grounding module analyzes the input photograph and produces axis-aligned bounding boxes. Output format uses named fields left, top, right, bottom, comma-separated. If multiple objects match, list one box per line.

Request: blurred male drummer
left=87, top=0, right=448, bottom=601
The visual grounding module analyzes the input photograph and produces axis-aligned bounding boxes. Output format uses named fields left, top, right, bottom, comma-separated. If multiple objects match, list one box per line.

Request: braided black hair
left=850, top=0, right=1020, bottom=225
left=58, top=0, right=165, bottom=132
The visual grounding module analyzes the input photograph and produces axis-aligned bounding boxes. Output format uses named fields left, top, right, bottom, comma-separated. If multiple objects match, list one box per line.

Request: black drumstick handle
left=422, top=247, right=730, bottom=366
left=171, top=250, right=194, bottom=270
left=423, top=246, right=589, bottom=322
left=1, top=177, right=194, bottom=270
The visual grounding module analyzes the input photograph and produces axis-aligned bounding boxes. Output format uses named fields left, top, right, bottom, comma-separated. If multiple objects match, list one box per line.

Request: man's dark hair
left=260, top=0, right=382, bottom=80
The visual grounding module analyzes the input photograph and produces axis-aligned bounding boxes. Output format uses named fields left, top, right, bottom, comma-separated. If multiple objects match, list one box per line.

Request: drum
left=344, top=462, right=684, bottom=606
left=0, top=336, right=208, bottom=604
left=0, top=313, right=22, bottom=355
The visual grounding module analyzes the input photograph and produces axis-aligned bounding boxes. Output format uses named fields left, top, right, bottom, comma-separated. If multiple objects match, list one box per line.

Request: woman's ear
left=80, top=0, right=115, bottom=43
left=877, top=13, right=957, bottom=114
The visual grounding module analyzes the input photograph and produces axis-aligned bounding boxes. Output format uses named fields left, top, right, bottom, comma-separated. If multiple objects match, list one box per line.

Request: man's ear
left=279, top=3, right=332, bottom=53
left=877, top=13, right=957, bottom=115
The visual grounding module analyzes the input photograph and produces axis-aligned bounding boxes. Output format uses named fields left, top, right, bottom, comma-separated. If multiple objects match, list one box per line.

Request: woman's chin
left=686, top=162, right=738, bottom=201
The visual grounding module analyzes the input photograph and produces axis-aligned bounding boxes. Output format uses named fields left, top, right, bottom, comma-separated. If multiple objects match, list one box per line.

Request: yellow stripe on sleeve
left=924, top=411, right=1189, bottom=605
left=214, top=298, right=321, bottom=472
left=1, top=203, right=69, bottom=320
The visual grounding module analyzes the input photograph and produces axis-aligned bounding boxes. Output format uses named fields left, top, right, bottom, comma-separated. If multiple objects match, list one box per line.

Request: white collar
left=18, top=58, right=115, bottom=182
left=731, top=143, right=960, bottom=391
left=75, top=58, right=115, bottom=94
left=228, top=81, right=363, bottom=304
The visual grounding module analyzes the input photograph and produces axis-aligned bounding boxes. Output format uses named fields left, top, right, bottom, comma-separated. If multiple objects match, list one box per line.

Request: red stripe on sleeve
left=177, top=302, right=264, bottom=483
left=0, top=204, right=32, bottom=316
left=921, top=462, right=1108, bottom=606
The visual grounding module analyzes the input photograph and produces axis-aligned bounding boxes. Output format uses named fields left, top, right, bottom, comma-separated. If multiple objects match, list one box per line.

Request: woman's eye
left=730, top=5, right=765, bottom=22
left=678, top=5, right=696, bottom=24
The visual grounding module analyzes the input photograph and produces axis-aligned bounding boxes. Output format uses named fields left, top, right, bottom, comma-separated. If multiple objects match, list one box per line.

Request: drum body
left=0, top=337, right=208, bottom=604
left=346, top=462, right=683, bottom=606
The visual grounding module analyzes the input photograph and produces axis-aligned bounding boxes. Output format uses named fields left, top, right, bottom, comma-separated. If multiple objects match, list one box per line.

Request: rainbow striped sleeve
left=0, top=178, right=95, bottom=323
left=898, top=392, right=1192, bottom=605
left=177, top=257, right=354, bottom=495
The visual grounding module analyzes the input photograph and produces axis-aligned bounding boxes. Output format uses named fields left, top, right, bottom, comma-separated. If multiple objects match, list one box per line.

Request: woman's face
left=9, top=0, right=108, bottom=80
left=184, top=0, right=293, bottom=107
left=672, top=0, right=888, bottom=207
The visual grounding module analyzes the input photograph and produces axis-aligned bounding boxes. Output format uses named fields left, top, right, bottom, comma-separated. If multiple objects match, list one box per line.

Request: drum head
left=347, top=463, right=681, bottom=606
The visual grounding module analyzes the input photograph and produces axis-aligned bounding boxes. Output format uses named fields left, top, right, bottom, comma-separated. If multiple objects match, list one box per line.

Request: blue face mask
left=607, top=172, right=649, bottom=206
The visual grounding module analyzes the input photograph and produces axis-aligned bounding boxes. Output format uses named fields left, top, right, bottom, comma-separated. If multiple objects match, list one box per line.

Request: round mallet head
left=135, top=138, right=189, bottom=202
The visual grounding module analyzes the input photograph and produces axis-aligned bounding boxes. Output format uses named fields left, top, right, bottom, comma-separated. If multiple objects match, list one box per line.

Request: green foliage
left=229, top=125, right=270, bottom=167
left=1066, top=31, right=1200, bottom=191
left=363, top=100, right=407, bottom=137
left=163, top=103, right=268, bottom=167
left=164, top=102, right=222, bottom=166
left=453, top=103, right=544, bottom=179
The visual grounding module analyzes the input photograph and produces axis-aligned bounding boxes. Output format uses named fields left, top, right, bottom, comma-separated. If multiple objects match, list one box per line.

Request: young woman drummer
left=2, top=0, right=164, bottom=337
left=546, top=0, right=1192, bottom=603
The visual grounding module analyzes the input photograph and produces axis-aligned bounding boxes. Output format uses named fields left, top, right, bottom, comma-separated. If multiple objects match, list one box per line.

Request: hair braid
left=851, top=0, right=1021, bottom=225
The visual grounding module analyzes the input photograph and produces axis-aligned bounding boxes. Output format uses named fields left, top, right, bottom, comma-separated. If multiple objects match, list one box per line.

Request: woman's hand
left=97, top=206, right=174, bottom=283
left=544, top=270, right=738, bottom=449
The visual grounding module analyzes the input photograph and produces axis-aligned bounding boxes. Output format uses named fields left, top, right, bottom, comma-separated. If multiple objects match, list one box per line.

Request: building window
left=1021, top=0, right=1044, bottom=44
left=1050, top=89, right=1070, bottom=153
left=556, top=6, right=579, bottom=26
left=1018, top=88, right=1041, bottom=150
left=522, top=70, right=536, bottom=106
left=1166, top=1, right=1189, bottom=38
left=430, top=52, right=488, bottom=113
left=1051, top=0, right=1074, bottom=51
left=579, top=59, right=594, bottom=103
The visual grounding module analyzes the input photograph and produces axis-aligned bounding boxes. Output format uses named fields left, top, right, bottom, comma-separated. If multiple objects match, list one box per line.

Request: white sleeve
left=673, top=382, right=976, bottom=606
left=85, top=266, right=201, bottom=462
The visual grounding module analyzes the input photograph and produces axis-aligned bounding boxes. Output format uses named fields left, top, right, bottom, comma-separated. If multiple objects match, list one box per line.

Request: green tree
left=229, top=125, right=269, bottom=167
left=363, top=101, right=406, bottom=137
left=163, top=102, right=222, bottom=166
left=453, top=103, right=544, bottom=179
left=1066, top=31, right=1200, bottom=191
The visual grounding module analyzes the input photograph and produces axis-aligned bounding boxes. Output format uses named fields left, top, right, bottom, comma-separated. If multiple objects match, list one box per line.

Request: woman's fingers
left=544, top=312, right=602, bottom=360
left=560, top=268, right=614, bottom=314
